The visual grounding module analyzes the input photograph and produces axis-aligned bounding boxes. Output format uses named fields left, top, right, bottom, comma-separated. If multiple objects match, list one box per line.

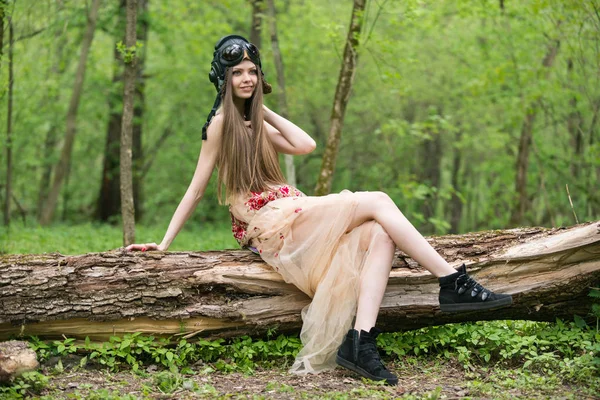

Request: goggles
left=219, top=42, right=261, bottom=67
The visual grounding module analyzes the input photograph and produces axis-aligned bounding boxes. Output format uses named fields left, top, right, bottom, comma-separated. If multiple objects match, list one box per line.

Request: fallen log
left=1, top=222, right=599, bottom=341
left=0, top=341, right=39, bottom=382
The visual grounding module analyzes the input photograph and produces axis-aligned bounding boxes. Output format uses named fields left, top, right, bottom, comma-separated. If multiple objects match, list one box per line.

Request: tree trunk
left=0, top=0, right=5, bottom=62
left=566, top=58, right=584, bottom=179
left=36, top=0, right=67, bottom=219
left=61, top=159, right=72, bottom=221
left=314, top=0, right=366, bottom=196
left=449, top=131, right=463, bottom=233
left=96, top=0, right=146, bottom=223
left=97, top=100, right=122, bottom=222
left=96, top=0, right=125, bottom=223
left=3, top=18, right=13, bottom=227
left=120, top=0, right=137, bottom=246
left=509, top=36, right=560, bottom=227
left=0, top=0, right=6, bottom=63
left=39, top=0, right=102, bottom=226
left=132, top=0, right=148, bottom=220
left=1, top=223, right=598, bottom=341
left=249, top=0, right=263, bottom=49
left=267, top=0, right=295, bottom=186
left=420, top=123, right=443, bottom=234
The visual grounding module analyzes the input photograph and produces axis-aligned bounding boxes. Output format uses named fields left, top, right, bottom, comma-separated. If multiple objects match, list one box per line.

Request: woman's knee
left=357, top=191, right=394, bottom=208
left=358, top=192, right=396, bottom=218
left=349, top=191, right=397, bottom=230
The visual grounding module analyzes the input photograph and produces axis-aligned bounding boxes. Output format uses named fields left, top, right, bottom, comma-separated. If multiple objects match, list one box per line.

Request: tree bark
left=3, top=18, right=13, bottom=227
left=132, top=0, right=148, bottom=220
left=449, top=131, right=463, bottom=234
left=95, top=0, right=126, bottom=224
left=566, top=58, right=584, bottom=178
left=249, top=0, right=263, bottom=49
left=1, top=223, right=598, bottom=341
left=509, top=36, right=560, bottom=227
left=267, top=0, right=295, bottom=186
left=314, top=0, right=366, bottom=196
left=39, top=0, right=102, bottom=226
left=37, top=0, right=67, bottom=219
left=120, top=0, right=137, bottom=246
left=420, top=120, right=443, bottom=234
left=0, top=0, right=5, bottom=63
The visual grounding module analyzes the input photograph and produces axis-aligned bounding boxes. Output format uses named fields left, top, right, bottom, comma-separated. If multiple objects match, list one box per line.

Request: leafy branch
left=116, top=40, right=143, bottom=64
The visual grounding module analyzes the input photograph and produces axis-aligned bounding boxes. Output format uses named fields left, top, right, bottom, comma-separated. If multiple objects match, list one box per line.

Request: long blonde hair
left=216, top=65, right=286, bottom=203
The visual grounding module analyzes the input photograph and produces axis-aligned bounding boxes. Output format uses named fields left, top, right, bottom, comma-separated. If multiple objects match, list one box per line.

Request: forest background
left=1, top=0, right=599, bottom=253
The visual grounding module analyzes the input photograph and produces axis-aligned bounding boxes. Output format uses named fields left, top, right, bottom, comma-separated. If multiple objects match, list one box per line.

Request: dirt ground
left=31, top=356, right=597, bottom=400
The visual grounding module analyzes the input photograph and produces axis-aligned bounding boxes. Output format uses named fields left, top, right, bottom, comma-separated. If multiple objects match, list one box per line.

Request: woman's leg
left=353, top=223, right=395, bottom=332
left=347, top=191, right=456, bottom=278
left=345, top=191, right=512, bottom=317
left=337, top=221, right=398, bottom=385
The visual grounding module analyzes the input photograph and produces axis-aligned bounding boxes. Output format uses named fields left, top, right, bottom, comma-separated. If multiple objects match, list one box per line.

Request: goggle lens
left=222, top=44, right=243, bottom=62
left=246, top=43, right=259, bottom=57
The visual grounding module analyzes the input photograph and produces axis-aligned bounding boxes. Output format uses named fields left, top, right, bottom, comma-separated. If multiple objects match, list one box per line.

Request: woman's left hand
left=125, top=242, right=163, bottom=252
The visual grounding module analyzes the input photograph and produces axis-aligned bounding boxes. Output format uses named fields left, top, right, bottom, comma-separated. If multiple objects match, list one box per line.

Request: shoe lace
left=361, top=340, right=388, bottom=372
left=456, top=274, right=490, bottom=301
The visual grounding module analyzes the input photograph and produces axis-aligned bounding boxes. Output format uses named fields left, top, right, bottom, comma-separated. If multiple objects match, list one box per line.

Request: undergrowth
left=2, top=319, right=598, bottom=399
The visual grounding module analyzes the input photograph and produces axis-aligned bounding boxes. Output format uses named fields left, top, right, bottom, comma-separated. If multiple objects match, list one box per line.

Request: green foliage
left=150, top=370, right=185, bottom=394
left=377, top=319, right=599, bottom=386
left=590, top=286, right=600, bottom=331
left=0, top=371, right=49, bottom=399
left=141, top=370, right=218, bottom=396
left=26, top=321, right=600, bottom=381
left=26, top=330, right=302, bottom=375
left=1, top=0, right=598, bottom=235
left=116, top=41, right=143, bottom=64
left=265, top=381, right=295, bottom=393
left=4, top=320, right=598, bottom=398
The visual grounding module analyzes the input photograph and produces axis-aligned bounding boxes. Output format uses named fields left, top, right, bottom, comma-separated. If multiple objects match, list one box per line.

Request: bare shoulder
left=206, top=114, right=224, bottom=143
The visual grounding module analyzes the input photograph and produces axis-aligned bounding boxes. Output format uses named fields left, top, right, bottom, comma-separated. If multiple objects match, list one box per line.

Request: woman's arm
left=263, top=105, right=316, bottom=155
left=126, top=115, right=223, bottom=252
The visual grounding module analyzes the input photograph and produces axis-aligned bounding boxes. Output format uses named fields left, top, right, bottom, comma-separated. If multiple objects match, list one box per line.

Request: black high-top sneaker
left=439, top=264, right=512, bottom=312
left=336, top=328, right=398, bottom=385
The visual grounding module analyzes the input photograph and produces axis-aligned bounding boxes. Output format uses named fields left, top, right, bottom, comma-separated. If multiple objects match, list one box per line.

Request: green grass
left=1, top=222, right=238, bottom=255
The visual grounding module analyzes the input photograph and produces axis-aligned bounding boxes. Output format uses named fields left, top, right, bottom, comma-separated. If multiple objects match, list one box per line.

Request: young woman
left=126, top=35, right=512, bottom=385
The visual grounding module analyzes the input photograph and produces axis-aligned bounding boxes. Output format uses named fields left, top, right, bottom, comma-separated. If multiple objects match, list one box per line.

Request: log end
left=0, top=340, right=39, bottom=383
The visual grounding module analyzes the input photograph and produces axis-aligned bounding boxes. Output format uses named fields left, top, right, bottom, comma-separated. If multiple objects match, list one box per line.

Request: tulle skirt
left=229, top=189, right=389, bottom=374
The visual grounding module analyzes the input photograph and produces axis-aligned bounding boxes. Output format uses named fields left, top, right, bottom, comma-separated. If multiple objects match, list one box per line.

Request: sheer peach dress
left=228, top=184, right=389, bottom=374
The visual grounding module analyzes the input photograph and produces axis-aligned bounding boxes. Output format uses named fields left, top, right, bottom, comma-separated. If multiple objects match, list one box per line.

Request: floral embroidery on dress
left=230, top=185, right=303, bottom=246
left=244, top=185, right=302, bottom=212
left=230, top=213, right=248, bottom=244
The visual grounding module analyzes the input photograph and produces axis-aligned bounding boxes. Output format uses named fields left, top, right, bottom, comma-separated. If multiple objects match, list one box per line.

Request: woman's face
left=230, top=60, right=258, bottom=100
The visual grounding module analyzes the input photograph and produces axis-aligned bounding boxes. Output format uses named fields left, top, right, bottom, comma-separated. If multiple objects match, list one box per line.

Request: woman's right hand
left=125, top=242, right=165, bottom=252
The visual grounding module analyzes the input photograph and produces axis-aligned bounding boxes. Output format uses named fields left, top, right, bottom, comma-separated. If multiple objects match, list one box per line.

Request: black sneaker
left=439, top=264, right=512, bottom=312
left=336, top=328, right=398, bottom=385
